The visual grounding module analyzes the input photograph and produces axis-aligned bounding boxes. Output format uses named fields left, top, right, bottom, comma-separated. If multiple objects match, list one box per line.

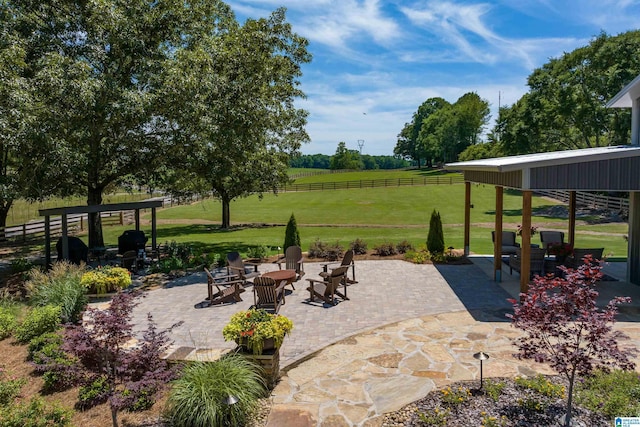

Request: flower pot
left=236, top=337, right=276, bottom=355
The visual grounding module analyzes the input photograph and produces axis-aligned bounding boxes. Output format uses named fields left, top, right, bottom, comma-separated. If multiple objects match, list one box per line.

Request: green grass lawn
left=91, top=181, right=628, bottom=259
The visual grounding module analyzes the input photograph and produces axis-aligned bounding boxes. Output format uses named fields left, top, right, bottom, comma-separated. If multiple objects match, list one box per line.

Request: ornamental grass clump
left=26, top=261, right=87, bottom=324
left=222, top=309, right=293, bottom=355
left=165, top=355, right=266, bottom=427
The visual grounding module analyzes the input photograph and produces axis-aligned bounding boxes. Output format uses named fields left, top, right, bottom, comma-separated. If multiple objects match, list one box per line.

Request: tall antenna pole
left=357, top=139, right=364, bottom=154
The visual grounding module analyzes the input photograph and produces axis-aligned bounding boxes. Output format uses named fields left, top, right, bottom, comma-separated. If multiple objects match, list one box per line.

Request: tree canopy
left=394, top=93, right=489, bottom=165
left=498, top=30, right=640, bottom=155
left=330, top=142, right=363, bottom=170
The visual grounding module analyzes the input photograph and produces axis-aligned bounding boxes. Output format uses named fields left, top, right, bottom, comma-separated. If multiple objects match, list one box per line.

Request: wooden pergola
left=39, top=200, right=163, bottom=266
left=445, top=74, right=640, bottom=294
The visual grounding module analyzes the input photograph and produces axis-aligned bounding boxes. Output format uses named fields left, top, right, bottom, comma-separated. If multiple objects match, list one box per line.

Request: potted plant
left=222, top=309, right=293, bottom=355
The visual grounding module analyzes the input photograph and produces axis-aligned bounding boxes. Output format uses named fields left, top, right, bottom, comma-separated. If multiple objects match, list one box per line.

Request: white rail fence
left=536, top=190, right=629, bottom=214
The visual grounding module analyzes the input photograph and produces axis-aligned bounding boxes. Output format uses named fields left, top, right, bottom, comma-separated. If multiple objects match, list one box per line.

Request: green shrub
left=350, top=238, right=367, bottom=255
left=283, top=213, right=301, bottom=251
left=78, top=376, right=109, bottom=409
left=14, top=305, right=62, bottom=344
left=80, top=266, right=132, bottom=294
left=514, top=375, right=565, bottom=399
left=149, top=256, right=184, bottom=274
left=0, top=397, right=72, bottom=427
left=576, top=369, right=640, bottom=419
left=404, top=249, right=430, bottom=264
left=0, top=368, right=26, bottom=406
left=396, top=240, right=414, bottom=254
left=27, top=332, right=63, bottom=361
left=417, top=407, right=450, bottom=426
left=166, top=355, right=266, bottom=427
left=373, top=242, right=397, bottom=256
left=10, top=258, right=35, bottom=274
left=484, top=379, right=505, bottom=402
left=246, top=245, right=268, bottom=260
left=440, top=385, right=471, bottom=406
left=0, top=309, right=17, bottom=340
left=427, top=209, right=445, bottom=255
left=26, top=262, right=87, bottom=324
left=308, top=239, right=343, bottom=260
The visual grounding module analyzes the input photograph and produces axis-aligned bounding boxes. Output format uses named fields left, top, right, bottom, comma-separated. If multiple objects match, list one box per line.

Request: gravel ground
left=381, top=376, right=609, bottom=427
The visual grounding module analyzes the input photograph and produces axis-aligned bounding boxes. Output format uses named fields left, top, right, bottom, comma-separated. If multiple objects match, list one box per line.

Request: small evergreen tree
left=283, top=213, right=301, bottom=251
left=426, top=209, right=445, bottom=255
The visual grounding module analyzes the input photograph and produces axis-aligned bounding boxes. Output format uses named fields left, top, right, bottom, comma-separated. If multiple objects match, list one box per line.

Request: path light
left=222, top=395, right=239, bottom=426
left=473, top=351, right=490, bottom=390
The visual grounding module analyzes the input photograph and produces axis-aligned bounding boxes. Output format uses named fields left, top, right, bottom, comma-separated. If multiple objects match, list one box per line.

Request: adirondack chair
left=275, top=245, right=305, bottom=289
left=226, top=251, right=260, bottom=284
left=320, top=249, right=357, bottom=284
left=306, top=265, right=350, bottom=306
left=204, top=267, right=244, bottom=306
left=252, top=276, right=287, bottom=313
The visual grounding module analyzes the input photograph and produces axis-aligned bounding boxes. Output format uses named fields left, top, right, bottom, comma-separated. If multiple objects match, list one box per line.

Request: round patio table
left=262, top=269, right=297, bottom=291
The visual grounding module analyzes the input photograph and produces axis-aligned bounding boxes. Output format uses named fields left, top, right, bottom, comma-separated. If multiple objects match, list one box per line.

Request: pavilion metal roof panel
left=39, top=200, right=163, bottom=216
left=445, top=145, right=640, bottom=172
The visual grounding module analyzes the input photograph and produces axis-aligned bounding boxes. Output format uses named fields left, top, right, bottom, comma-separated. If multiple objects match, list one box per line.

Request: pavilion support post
left=520, top=191, right=532, bottom=294
left=568, top=191, right=576, bottom=245
left=464, top=181, right=471, bottom=256
left=61, top=214, right=69, bottom=261
left=494, top=186, right=504, bottom=282
left=45, top=216, right=51, bottom=267
left=628, top=192, right=640, bottom=285
left=151, top=208, right=157, bottom=251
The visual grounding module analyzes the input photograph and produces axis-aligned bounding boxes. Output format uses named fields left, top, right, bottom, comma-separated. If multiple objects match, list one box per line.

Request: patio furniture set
left=494, top=230, right=604, bottom=278
left=204, top=247, right=357, bottom=312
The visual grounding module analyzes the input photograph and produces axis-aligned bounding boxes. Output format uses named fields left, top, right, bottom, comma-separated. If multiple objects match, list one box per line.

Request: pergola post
left=44, top=216, right=51, bottom=267
left=520, top=191, right=532, bottom=294
left=568, top=191, right=576, bottom=245
left=135, top=209, right=141, bottom=230
left=464, top=181, right=471, bottom=256
left=494, top=186, right=504, bottom=281
left=61, top=214, right=69, bottom=260
left=151, top=207, right=157, bottom=251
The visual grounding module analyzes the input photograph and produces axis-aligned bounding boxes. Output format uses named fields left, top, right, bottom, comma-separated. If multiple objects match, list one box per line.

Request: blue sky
left=227, top=0, right=640, bottom=156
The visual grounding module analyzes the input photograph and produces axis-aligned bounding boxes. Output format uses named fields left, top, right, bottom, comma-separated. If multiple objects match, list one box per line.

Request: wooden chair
left=320, top=249, right=357, bottom=284
left=509, top=247, right=547, bottom=278
left=491, top=231, right=520, bottom=256
left=252, top=276, right=286, bottom=313
left=565, top=248, right=604, bottom=269
left=226, top=251, right=260, bottom=284
left=275, top=245, right=305, bottom=289
left=204, top=267, right=244, bottom=306
left=306, top=265, right=349, bottom=306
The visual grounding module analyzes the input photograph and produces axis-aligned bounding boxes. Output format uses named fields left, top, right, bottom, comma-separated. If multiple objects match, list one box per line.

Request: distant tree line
left=290, top=145, right=410, bottom=170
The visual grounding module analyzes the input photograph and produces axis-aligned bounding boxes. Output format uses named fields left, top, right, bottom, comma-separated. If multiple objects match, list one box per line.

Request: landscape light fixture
left=222, top=395, right=239, bottom=426
left=473, top=351, right=490, bottom=389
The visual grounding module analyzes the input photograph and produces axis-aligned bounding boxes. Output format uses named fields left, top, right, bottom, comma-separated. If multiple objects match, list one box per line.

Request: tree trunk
left=564, top=369, right=576, bottom=427
left=221, top=197, right=231, bottom=229
left=87, top=188, right=104, bottom=248
left=111, top=406, right=119, bottom=427
left=0, top=200, right=11, bottom=242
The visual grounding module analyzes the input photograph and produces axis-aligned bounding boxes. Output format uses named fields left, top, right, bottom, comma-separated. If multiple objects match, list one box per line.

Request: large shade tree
left=7, top=0, right=230, bottom=247
left=161, top=7, right=311, bottom=228
left=498, top=30, right=640, bottom=155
